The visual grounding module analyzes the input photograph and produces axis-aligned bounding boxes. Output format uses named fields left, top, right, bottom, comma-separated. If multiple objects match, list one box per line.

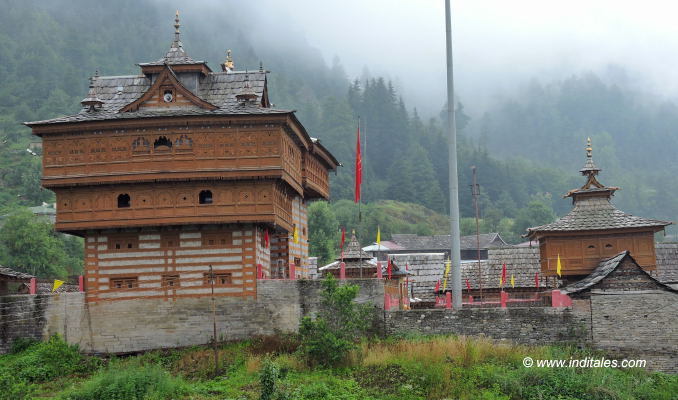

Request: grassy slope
left=2, top=335, right=676, bottom=400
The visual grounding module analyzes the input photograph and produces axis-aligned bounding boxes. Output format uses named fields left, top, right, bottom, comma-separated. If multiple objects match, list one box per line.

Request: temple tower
left=26, top=13, right=338, bottom=302
left=526, top=139, right=671, bottom=281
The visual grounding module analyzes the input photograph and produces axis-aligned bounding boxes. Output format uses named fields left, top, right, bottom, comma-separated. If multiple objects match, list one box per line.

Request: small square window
left=111, top=277, right=138, bottom=289
left=204, top=272, right=232, bottom=286
left=162, top=275, right=180, bottom=288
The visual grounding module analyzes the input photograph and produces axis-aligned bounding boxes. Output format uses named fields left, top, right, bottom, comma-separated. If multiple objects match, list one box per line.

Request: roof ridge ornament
left=173, top=10, right=182, bottom=49
left=81, top=73, right=104, bottom=112
left=236, top=70, right=258, bottom=103
left=580, top=137, right=600, bottom=176
left=222, top=49, right=234, bottom=72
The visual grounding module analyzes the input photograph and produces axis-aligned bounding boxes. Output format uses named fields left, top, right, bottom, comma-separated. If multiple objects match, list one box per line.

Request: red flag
left=340, top=227, right=346, bottom=259
left=501, top=263, right=507, bottom=286
left=535, top=272, right=539, bottom=288
left=264, top=229, right=270, bottom=249
left=354, top=124, right=362, bottom=203
left=387, top=259, right=392, bottom=279
left=466, top=279, right=471, bottom=291
left=434, top=279, right=441, bottom=293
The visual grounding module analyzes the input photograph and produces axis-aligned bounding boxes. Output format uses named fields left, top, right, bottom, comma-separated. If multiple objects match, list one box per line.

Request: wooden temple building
left=319, top=232, right=378, bottom=278
left=25, top=13, right=338, bottom=302
left=526, top=139, right=671, bottom=283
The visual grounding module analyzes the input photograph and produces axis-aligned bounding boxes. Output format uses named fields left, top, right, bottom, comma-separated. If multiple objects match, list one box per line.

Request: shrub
left=59, top=364, right=189, bottom=400
left=0, top=369, right=34, bottom=400
left=10, top=335, right=98, bottom=383
left=259, top=359, right=289, bottom=400
left=298, top=275, right=373, bottom=367
left=10, top=337, right=39, bottom=354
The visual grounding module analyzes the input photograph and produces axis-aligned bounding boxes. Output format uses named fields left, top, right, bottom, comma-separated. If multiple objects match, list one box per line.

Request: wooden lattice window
left=111, top=277, right=138, bottom=289
left=110, top=236, right=137, bottom=251
left=162, top=275, right=180, bottom=288
left=203, top=272, right=232, bottom=286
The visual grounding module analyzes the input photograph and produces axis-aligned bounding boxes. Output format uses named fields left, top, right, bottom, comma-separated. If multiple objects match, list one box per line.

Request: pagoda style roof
left=526, top=139, right=671, bottom=239
left=25, top=12, right=292, bottom=128
left=527, top=196, right=670, bottom=235
left=338, top=232, right=372, bottom=261
left=25, top=70, right=288, bottom=126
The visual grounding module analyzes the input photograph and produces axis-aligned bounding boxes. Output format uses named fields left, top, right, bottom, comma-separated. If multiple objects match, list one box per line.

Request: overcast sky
left=235, top=0, right=678, bottom=116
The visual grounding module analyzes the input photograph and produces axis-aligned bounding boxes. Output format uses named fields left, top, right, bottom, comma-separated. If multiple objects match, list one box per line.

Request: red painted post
left=256, top=264, right=262, bottom=279
left=289, top=263, right=296, bottom=280
left=445, top=291, right=452, bottom=309
left=376, top=261, right=382, bottom=279
left=339, top=262, right=346, bottom=280
left=500, top=290, right=508, bottom=308
left=78, top=275, right=84, bottom=292
left=29, top=278, right=37, bottom=295
left=384, top=292, right=391, bottom=310
left=468, top=295, right=474, bottom=303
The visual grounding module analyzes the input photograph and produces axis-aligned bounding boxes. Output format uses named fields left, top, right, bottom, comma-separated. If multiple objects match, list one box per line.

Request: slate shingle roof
left=656, top=243, right=678, bottom=283
left=560, top=251, right=627, bottom=294
left=461, top=247, right=543, bottom=289
left=26, top=71, right=289, bottom=126
left=0, top=266, right=34, bottom=280
left=527, top=196, right=671, bottom=236
left=338, top=233, right=372, bottom=261
left=390, top=233, right=507, bottom=251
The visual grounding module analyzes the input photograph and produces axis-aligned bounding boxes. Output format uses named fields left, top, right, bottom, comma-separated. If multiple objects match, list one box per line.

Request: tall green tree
left=0, top=209, right=82, bottom=277
left=307, top=201, right=339, bottom=265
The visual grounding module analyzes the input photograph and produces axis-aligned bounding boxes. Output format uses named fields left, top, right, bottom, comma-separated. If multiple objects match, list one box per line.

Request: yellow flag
left=556, top=254, right=562, bottom=277
left=293, top=226, right=299, bottom=244
left=376, top=226, right=381, bottom=247
left=510, top=274, right=515, bottom=288
left=52, top=280, right=64, bottom=293
left=442, top=259, right=451, bottom=291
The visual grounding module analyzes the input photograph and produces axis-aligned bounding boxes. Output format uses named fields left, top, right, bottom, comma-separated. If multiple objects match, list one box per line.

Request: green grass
left=1, top=335, right=676, bottom=400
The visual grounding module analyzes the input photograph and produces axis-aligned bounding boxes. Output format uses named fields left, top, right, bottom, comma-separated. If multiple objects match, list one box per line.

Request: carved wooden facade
left=26, top=14, right=338, bottom=301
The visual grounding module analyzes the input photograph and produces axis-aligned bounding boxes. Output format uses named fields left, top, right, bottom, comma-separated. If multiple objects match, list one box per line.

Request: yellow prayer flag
left=442, top=259, right=451, bottom=291
left=556, top=254, right=562, bottom=277
left=293, top=226, right=299, bottom=244
left=376, top=226, right=381, bottom=247
left=510, top=274, right=515, bottom=288
left=52, top=280, right=64, bottom=293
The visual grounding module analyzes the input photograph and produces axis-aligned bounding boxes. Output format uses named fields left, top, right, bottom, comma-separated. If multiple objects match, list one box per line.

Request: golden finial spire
left=226, top=50, right=234, bottom=69
left=173, top=10, right=181, bottom=44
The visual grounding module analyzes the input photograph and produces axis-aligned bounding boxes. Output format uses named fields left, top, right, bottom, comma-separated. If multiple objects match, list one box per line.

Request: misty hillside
left=0, top=0, right=675, bottom=243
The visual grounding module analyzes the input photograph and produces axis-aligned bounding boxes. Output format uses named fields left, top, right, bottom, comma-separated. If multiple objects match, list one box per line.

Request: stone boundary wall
left=1, top=279, right=676, bottom=372
left=0, top=279, right=383, bottom=354
left=384, top=307, right=592, bottom=346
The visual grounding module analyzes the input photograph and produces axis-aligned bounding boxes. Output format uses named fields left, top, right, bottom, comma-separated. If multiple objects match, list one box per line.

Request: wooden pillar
left=78, top=275, right=84, bottom=292
left=500, top=290, right=508, bottom=308
left=339, top=262, right=346, bottom=280
left=29, top=278, right=37, bottom=295
left=445, top=292, right=452, bottom=309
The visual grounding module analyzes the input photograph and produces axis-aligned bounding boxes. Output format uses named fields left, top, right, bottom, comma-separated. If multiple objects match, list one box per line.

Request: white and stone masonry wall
left=84, top=224, right=257, bottom=302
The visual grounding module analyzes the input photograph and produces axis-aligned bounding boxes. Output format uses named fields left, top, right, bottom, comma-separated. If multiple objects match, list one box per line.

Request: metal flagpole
left=445, top=0, right=462, bottom=308
left=471, top=166, right=483, bottom=303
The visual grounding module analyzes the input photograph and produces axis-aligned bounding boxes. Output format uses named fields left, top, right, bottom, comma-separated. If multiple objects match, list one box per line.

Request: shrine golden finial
left=225, top=49, right=234, bottom=70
